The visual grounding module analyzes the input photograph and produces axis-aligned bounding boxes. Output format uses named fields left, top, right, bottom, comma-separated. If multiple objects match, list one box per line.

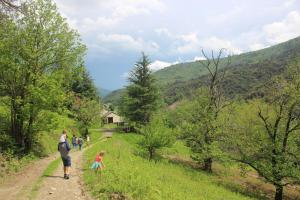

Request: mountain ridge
left=104, top=36, right=300, bottom=105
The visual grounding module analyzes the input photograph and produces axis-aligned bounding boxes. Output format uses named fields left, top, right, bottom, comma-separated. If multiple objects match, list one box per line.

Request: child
left=91, top=151, right=105, bottom=174
left=78, top=137, right=83, bottom=151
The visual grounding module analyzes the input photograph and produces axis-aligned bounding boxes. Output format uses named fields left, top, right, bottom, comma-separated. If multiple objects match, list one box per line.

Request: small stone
left=51, top=187, right=56, bottom=191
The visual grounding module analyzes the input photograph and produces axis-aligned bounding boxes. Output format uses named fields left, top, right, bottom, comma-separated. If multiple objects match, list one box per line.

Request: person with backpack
left=58, top=129, right=71, bottom=179
left=71, top=134, right=77, bottom=150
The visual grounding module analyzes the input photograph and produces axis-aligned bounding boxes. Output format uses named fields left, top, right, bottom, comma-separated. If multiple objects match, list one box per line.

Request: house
left=102, top=110, right=123, bottom=124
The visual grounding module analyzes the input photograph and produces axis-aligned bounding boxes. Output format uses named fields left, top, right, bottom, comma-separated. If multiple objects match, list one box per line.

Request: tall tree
left=224, top=64, right=300, bottom=200
left=71, top=66, right=98, bottom=101
left=121, top=53, right=160, bottom=127
left=175, top=49, right=230, bottom=173
left=0, top=0, right=86, bottom=152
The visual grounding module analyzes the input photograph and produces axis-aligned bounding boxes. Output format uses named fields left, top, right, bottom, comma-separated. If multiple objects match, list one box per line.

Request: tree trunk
left=10, top=97, right=26, bottom=150
left=148, top=148, right=155, bottom=160
left=204, top=157, right=212, bottom=173
left=275, top=185, right=283, bottom=200
left=25, top=106, right=35, bottom=153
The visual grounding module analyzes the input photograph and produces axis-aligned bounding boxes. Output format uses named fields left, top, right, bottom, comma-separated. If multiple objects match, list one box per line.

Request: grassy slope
left=83, top=133, right=254, bottom=200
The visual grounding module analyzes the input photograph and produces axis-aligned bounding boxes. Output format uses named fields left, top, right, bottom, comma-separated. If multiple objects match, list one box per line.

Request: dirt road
left=35, top=150, right=93, bottom=200
left=0, top=129, right=113, bottom=200
left=0, top=154, right=58, bottom=200
left=35, top=130, right=113, bottom=200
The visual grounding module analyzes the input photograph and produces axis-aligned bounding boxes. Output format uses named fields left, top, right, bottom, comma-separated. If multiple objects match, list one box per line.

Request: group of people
left=57, top=129, right=105, bottom=180
left=71, top=135, right=87, bottom=151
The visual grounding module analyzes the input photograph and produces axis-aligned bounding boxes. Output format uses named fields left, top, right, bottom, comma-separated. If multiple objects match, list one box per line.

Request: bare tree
left=196, top=49, right=231, bottom=172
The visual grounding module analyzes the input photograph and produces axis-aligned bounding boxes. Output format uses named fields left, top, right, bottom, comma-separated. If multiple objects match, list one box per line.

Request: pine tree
left=122, top=53, right=160, bottom=128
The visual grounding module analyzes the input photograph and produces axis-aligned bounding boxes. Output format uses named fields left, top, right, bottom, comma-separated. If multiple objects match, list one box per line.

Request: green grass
left=83, top=133, right=255, bottom=200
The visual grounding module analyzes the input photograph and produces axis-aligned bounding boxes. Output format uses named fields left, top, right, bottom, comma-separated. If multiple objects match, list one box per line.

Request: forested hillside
left=105, top=36, right=300, bottom=105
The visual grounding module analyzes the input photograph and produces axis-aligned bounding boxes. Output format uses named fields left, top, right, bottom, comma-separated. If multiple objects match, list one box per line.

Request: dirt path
left=0, top=154, right=58, bottom=200
left=34, top=150, right=93, bottom=200
left=34, top=130, right=113, bottom=200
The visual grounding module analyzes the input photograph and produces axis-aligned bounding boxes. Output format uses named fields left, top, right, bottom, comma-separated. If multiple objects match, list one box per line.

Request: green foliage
left=0, top=0, right=101, bottom=156
left=0, top=0, right=87, bottom=152
left=139, top=114, right=175, bottom=160
left=71, top=97, right=102, bottom=136
left=83, top=133, right=253, bottom=200
left=71, top=66, right=99, bottom=101
left=121, top=53, right=161, bottom=127
left=222, top=65, right=300, bottom=199
left=172, top=89, right=227, bottom=170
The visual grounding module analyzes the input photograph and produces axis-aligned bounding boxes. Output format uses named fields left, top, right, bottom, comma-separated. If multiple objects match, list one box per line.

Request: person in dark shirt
left=58, top=129, right=71, bottom=179
left=71, top=134, right=77, bottom=150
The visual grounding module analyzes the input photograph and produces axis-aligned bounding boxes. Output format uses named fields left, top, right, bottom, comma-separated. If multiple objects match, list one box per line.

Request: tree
left=121, top=53, right=160, bottom=128
left=139, top=114, right=175, bottom=160
left=71, top=66, right=99, bottom=101
left=224, top=65, right=300, bottom=200
left=72, top=97, right=102, bottom=136
left=0, top=0, right=86, bottom=152
left=174, top=88, right=226, bottom=172
left=174, top=49, right=230, bottom=172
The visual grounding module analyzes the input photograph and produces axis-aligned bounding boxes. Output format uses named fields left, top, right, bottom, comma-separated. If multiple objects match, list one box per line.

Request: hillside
left=97, top=87, right=112, bottom=98
left=104, top=36, right=300, bottom=105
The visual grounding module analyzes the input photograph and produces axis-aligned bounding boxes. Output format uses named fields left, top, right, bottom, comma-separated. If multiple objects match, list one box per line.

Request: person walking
left=78, top=137, right=83, bottom=151
left=58, top=129, right=71, bottom=179
left=71, top=134, right=77, bottom=150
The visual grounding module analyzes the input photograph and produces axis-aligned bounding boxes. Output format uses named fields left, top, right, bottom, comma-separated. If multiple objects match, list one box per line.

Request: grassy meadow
left=83, top=133, right=255, bottom=200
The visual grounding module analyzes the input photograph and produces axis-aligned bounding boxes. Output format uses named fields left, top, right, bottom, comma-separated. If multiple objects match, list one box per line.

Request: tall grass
left=83, top=133, right=255, bottom=200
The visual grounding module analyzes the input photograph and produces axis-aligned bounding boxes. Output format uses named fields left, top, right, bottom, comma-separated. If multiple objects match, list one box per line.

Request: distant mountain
left=97, top=87, right=112, bottom=98
left=104, top=36, right=300, bottom=105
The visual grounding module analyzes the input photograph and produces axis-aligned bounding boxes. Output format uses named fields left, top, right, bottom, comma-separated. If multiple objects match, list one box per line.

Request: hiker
left=71, top=134, right=77, bottom=149
left=91, top=151, right=105, bottom=174
left=78, top=137, right=83, bottom=151
left=58, top=129, right=71, bottom=179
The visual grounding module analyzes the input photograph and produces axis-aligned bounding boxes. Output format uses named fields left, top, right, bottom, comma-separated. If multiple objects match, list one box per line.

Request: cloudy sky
left=53, top=0, right=300, bottom=90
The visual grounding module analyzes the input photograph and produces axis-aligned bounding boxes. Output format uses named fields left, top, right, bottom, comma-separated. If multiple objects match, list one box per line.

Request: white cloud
left=249, top=43, right=268, bottom=51
left=111, top=0, right=166, bottom=18
left=284, top=0, right=296, bottom=7
left=55, top=0, right=166, bottom=32
left=175, top=33, right=242, bottom=55
left=263, top=11, right=300, bottom=44
left=149, top=60, right=180, bottom=71
left=155, top=28, right=173, bottom=37
left=201, top=37, right=243, bottom=54
left=193, top=56, right=206, bottom=61
left=96, top=33, right=160, bottom=53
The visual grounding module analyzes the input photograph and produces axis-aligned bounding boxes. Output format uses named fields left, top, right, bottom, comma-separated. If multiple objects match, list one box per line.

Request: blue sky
left=53, top=0, right=300, bottom=90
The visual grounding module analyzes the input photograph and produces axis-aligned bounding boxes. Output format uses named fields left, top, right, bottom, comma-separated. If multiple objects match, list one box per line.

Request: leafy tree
left=121, top=53, right=160, bottom=128
left=0, top=0, right=86, bottom=152
left=71, top=97, right=102, bottom=136
left=173, top=88, right=227, bottom=172
left=139, top=114, right=175, bottom=160
left=173, top=49, right=230, bottom=172
left=224, top=66, right=300, bottom=200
